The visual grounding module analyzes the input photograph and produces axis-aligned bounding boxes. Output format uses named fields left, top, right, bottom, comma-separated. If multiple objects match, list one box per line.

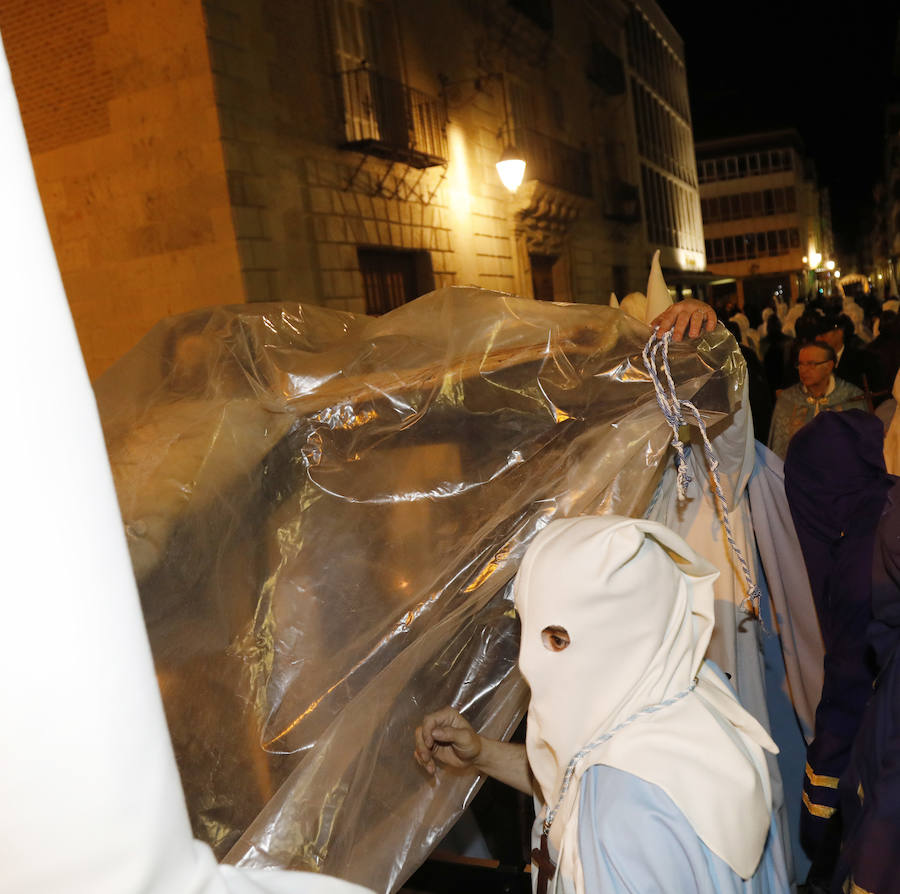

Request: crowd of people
left=415, top=289, right=900, bottom=894
left=714, top=287, right=900, bottom=458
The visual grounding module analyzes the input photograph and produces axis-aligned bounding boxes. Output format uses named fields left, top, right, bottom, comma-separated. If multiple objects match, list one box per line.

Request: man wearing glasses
left=767, top=341, right=865, bottom=459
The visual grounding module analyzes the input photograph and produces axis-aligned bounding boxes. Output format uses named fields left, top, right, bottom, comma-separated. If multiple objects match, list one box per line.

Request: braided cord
left=641, top=329, right=761, bottom=617
left=540, top=329, right=760, bottom=839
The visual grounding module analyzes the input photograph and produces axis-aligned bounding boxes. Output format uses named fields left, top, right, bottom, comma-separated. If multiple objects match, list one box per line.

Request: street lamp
left=496, top=145, right=526, bottom=192
left=825, top=259, right=836, bottom=271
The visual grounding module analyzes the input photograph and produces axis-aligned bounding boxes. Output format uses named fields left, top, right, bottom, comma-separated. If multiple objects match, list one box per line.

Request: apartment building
left=696, top=130, right=834, bottom=312
left=2, top=0, right=705, bottom=378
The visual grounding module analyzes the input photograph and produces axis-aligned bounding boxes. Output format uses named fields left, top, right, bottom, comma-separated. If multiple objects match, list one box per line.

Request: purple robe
left=832, top=478, right=900, bottom=893
left=783, top=410, right=893, bottom=876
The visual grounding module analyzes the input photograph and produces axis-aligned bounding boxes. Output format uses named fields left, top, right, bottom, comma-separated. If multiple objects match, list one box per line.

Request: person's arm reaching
left=414, top=706, right=535, bottom=795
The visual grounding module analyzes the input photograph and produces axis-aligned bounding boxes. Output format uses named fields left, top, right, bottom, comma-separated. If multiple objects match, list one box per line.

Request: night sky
left=661, top=1, right=900, bottom=259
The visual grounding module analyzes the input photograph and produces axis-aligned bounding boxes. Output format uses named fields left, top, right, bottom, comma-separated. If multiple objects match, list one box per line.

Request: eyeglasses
left=795, top=360, right=832, bottom=368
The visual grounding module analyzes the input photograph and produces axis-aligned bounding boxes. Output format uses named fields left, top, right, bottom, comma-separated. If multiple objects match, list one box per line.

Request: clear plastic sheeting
left=95, top=287, right=742, bottom=893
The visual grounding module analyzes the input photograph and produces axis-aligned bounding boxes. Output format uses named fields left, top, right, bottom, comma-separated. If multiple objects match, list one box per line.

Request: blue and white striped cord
left=641, top=328, right=762, bottom=617
left=542, top=678, right=697, bottom=835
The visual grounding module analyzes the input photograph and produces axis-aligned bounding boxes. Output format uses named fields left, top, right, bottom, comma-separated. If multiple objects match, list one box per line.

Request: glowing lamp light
left=879, top=273, right=884, bottom=280
left=809, top=250, right=822, bottom=268
left=802, top=255, right=808, bottom=264
left=835, top=270, right=841, bottom=278
left=825, top=259, right=836, bottom=270
left=496, top=146, right=526, bottom=192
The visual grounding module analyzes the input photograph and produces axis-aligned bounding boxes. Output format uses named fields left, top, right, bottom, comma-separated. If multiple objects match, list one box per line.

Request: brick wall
left=1, top=0, right=244, bottom=379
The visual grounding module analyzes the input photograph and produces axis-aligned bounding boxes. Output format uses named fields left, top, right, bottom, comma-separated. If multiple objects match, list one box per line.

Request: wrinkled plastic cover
left=95, top=287, right=741, bottom=893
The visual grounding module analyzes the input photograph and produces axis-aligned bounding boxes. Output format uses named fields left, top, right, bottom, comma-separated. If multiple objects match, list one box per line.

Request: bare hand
left=650, top=298, right=717, bottom=341
left=414, top=706, right=482, bottom=776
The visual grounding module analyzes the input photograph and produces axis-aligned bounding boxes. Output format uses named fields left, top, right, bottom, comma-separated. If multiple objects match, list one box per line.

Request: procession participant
left=833, top=472, right=900, bottom=894
left=767, top=341, right=864, bottom=459
left=816, top=313, right=884, bottom=396
left=783, top=410, right=893, bottom=891
left=649, top=296, right=718, bottom=341
left=0, top=35, right=371, bottom=894
left=415, top=516, right=788, bottom=893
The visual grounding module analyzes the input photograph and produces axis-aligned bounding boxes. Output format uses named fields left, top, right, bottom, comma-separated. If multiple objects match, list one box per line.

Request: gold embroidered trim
left=802, top=791, right=836, bottom=818
left=805, top=762, right=840, bottom=789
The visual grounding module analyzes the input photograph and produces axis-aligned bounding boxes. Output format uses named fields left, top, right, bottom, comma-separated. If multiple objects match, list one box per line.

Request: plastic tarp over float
left=95, top=288, right=743, bottom=893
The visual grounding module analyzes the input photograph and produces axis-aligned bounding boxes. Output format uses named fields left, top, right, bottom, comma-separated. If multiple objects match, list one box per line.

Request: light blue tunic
left=576, top=765, right=790, bottom=893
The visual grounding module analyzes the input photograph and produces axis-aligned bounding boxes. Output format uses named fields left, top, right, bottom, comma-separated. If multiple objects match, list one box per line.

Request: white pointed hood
left=515, top=516, right=776, bottom=891
left=645, top=249, right=673, bottom=322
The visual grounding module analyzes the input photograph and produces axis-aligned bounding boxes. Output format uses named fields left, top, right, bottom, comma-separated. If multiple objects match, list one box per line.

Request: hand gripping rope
left=641, top=328, right=761, bottom=618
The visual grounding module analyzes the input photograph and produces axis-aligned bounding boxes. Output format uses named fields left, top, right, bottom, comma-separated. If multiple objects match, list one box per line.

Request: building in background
left=870, top=102, right=900, bottom=297
left=696, top=129, right=835, bottom=316
left=624, top=0, right=707, bottom=294
left=2, top=0, right=705, bottom=378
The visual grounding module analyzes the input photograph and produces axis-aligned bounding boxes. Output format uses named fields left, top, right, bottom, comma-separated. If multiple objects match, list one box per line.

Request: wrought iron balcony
left=508, top=126, right=592, bottom=198
left=339, top=67, right=448, bottom=169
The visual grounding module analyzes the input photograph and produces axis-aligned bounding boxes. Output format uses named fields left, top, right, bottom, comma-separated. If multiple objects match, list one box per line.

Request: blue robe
left=576, top=766, right=789, bottom=893
left=540, top=663, right=791, bottom=893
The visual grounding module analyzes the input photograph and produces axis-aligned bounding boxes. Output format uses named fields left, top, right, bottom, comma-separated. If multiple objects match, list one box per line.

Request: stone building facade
left=2, top=0, right=705, bottom=378
left=624, top=1, right=704, bottom=280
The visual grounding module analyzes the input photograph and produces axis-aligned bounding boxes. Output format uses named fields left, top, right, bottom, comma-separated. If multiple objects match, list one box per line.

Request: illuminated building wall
left=624, top=0, right=706, bottom=279
left=0, top=0, right=244, bottom=378
left=2, top=0, right=702, bottom=377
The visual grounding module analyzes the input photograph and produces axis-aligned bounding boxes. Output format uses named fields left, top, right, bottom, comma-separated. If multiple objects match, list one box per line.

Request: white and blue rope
left=542, top=678, right=698, bottom=835
left=641, top=328, right=761, bottom=618
left=539, top=328, right=761, bottom=844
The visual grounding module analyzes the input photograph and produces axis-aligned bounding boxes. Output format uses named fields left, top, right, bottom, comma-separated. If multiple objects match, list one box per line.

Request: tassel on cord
left=641, top=329, right=762, bottom=618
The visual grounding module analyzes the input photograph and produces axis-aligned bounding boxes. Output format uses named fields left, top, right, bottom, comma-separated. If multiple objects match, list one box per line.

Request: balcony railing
left=339, top=67, right=448, bottom=169
left=509, top=126, right=592, bottom=197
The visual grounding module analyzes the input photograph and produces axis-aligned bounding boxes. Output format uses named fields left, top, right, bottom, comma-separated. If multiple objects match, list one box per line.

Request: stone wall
left=202, top=0, right=524, bottom=313
left=1, top=0, right=243, bottom=378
